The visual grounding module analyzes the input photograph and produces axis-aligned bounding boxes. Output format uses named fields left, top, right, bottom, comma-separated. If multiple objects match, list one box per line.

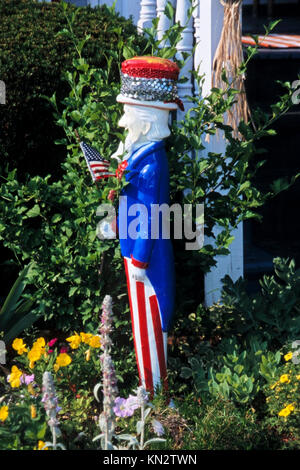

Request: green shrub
left=0, top=0, right=146, bottom=178
left=0, top=4, right=297, bottom=339
left=264, top=343, right=300, bottom=448
left=221, top=257, right=300, bottom=345
left=178, top=394, right=280, bottom=450
left=180, top=336, right=282, bottom=404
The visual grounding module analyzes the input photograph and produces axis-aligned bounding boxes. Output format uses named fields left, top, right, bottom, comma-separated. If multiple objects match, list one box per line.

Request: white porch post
left=137, top=0, right=157, bottom=32
left=157, top=0, right=175, bottom=44
left=175, top=0, right=194, bottom=120
left=197, top=0, right=244, bottom=306
left=192, top=0, right=201, bottom=96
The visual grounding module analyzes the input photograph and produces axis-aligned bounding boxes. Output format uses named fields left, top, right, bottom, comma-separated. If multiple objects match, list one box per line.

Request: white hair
left=124, top=104, right=171, bottom=142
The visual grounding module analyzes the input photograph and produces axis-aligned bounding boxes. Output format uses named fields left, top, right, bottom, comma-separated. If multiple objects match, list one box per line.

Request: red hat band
left=118, top=56, right=184, bottom=111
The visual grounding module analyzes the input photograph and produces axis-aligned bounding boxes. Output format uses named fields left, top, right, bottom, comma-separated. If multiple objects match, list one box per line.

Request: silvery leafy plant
left=93, top=295, right=165, bottom=450
left=291, top=340, right=300, bottom=364
left=113, top=386, right=166, bottom=450
left=41, top=371, right=65, bottom=450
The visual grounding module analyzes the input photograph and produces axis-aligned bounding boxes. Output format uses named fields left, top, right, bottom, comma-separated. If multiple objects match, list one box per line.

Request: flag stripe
left=90, top=164, right=110, bottom=169
left=145, top=290, right=160, bottom=393
left=80, top=140, right=114, bottom=183
left=94, top=174, right=115, bottom=181
left=136, top=281, right=154, bottom=393
left=124, top=257, right=168, bottom=395
left=149, top=294, right=168, bottom=391
left=124, top=258, right=143, bottom=385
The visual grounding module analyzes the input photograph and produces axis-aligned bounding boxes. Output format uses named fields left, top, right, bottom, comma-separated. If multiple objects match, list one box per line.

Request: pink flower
left=60, top=346, right=68, bottom=354
left=24, top=374, right=35, bottom=385
left=107, top=190, right=116, bottom=202
left=48, top=338, right=58, bottom=348
left=115, top=160, right=128, bottom=180
left=20, top=373, right=35, bottom=385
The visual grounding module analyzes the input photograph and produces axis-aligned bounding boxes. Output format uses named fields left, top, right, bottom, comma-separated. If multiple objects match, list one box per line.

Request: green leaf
left=3, top=311, right=39, bottom=344
left=26, top=204, right=40, bottom=218
left=180, top=367, right=193, bottom=379
left=136, top=420, right=143, bottom=436
left=0, top=264, right=32, bottom=325
left=52, top=214, right=62, bottom=224
left=70, top=110, right=82, bottom=123
left=164, top=1, right=174, bottom=20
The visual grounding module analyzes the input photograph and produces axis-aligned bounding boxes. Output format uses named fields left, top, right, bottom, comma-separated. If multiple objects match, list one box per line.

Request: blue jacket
left=118, top=140, right=175, bottom=332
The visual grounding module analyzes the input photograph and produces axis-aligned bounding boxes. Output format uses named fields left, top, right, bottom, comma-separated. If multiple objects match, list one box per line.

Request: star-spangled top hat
left=116, top=56, right=184, bottom=111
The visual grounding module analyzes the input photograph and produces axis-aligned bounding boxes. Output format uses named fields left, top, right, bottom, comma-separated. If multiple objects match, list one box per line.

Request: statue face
left=118, top=103, right=171, bottom=144
left=118, top=105, right=150, bottom=144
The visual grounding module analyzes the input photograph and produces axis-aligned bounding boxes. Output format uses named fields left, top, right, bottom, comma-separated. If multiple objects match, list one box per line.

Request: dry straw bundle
left=212, top=0, right=251, bottom=137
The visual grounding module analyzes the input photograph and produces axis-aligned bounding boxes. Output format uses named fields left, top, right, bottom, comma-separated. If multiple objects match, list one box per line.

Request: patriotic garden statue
left=82, top=56, right=183, bottom=396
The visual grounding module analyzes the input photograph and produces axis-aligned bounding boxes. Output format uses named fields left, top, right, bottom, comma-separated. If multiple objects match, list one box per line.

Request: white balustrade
left=157, top=0, right=175, bottom=45
left=192, top=0, right=201, bottom=96
left=137, top=0, right=157, bottom=33
left=175, top=0, right=194, bottom=120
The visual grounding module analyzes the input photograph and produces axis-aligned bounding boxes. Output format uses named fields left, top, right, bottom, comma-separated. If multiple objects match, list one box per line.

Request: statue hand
left=130, top=264, right=146, bottom=282
left=110, top=153, right=122, bottom=163
left=110, top=141, right=124, bottom=163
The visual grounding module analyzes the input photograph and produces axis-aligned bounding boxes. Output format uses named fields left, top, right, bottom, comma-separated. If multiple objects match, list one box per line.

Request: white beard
left=112, top=133, right=149, bottom=162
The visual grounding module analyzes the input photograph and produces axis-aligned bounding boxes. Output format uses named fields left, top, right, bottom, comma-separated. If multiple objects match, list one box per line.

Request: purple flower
left=23, top=374, right=35, bottom=385
left=113, top=397, right=131, bottom=418
left=126, top=394, right=140, bottom=411
left=113, top=397, right=138, bottom=418
left=152, top=419, right=164, bottom=437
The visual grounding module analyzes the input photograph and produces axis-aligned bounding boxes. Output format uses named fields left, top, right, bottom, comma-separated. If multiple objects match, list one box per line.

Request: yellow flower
left=278, top=403, right=295, bottom=418
left=88, top=335, right=101, bottom=348
left=36, top=440, right=48, bottom=451
left=8, top=365, right=23, bottom=388
left=85, top=349, right=91, bottom=361
left=34, top=338, right=46, bottom=349
left=0, top=405, right=8, bottom=422
left=27, top=346, right=43, bottom=368
left=66, top=333, right=81, bottom=349
left=54, top=353, right=72, bottom=372
left=279, top=374, right=290, bottom=384
left=28, top=383, right=38, bottom=397
left=12, top=338, right=28, bottom=355
left=270, top=381, right=278, bottom=390
left=80, top=332, right=93, bottom=344
left=278, top=406, right=291, bottom=417
left=284, top=352, right=293, bottom=362
left=30, top=405, right=37, bottom=419
left=286, top=404, right=295, bottom=412
left=296, top=375, right=300, bottom=380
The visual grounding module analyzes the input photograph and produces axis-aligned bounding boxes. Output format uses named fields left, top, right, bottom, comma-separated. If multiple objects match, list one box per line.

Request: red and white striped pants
left=124, top=257, right=168, bottom=396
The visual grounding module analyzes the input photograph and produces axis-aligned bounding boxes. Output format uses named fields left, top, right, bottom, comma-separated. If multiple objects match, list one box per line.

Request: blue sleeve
left=131, top=159, right=160, bottom=265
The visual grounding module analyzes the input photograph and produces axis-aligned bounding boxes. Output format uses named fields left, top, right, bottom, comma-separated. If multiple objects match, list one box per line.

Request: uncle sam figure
left=111, top=57, right=184, bottom=396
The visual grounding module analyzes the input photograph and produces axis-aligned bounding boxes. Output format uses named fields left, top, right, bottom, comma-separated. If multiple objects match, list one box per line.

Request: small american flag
left=80, top=141, right=115, bottom=182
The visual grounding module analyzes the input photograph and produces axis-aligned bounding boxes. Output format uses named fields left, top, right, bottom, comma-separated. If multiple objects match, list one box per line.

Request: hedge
left=0, top=0, right=146, bottom=179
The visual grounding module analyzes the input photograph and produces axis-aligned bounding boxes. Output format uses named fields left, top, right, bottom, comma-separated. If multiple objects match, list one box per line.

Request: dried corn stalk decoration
left=212, top=0, right=250, bottom=137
